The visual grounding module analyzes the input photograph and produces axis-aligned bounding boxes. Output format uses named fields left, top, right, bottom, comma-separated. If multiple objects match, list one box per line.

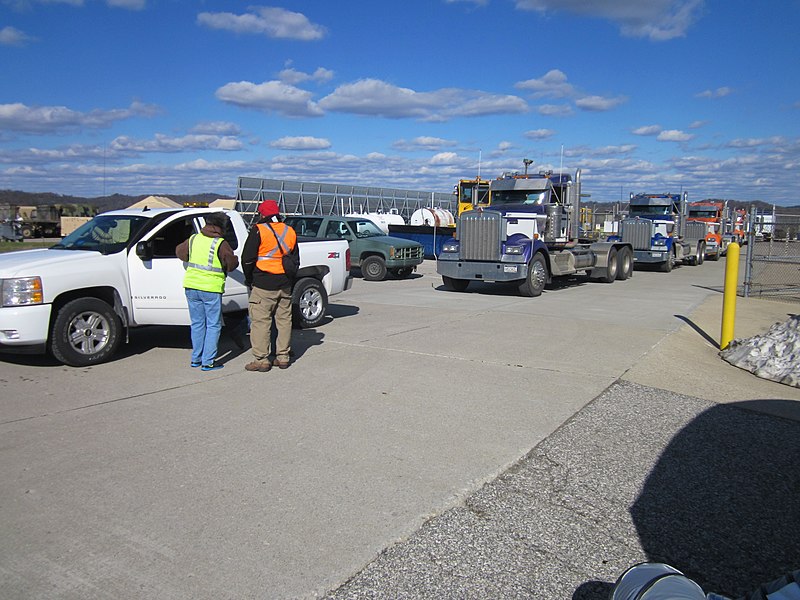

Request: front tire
left=361, top=256, right=387, bottom=281
left=519, top=253, right=548, bottom=297
left=390, top=267, right=413, bottom=279
left=50, top=298, right=122, bottom=366
left=292, top=277, right=328, bottom=328
left=660, top=251, right=674, bottom=272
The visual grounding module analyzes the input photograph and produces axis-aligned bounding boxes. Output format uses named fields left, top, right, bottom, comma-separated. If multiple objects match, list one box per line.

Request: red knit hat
left=257, top=200, right=280, bottom=217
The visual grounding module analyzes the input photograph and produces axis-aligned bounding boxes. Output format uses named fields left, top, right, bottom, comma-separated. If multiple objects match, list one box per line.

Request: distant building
left=127, top=196, right=181, bottom=209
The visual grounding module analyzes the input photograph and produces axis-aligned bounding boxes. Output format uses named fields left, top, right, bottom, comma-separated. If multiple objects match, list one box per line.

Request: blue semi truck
left=619, top=192, right=707, bottom=272
left=436, top=166, right=633, bottom=296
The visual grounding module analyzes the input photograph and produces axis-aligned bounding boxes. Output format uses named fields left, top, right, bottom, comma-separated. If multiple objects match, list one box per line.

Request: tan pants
left=248, top=286, right=292, bottom=361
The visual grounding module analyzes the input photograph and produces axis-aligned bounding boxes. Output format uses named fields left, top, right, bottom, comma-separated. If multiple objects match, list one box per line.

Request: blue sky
left=1, top=0, right=799, bottom=205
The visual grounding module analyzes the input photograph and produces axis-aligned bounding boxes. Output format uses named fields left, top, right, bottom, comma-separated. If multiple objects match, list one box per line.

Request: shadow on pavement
left=629, top=400, right=800, bottom=598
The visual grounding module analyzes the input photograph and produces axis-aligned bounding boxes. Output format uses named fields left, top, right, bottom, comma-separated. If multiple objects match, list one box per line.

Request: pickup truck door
left=127, top=213, right=248, bottom=326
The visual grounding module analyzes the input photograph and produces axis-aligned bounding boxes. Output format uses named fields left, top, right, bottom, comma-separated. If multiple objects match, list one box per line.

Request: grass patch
left=0, top=241, right=53, bottom=253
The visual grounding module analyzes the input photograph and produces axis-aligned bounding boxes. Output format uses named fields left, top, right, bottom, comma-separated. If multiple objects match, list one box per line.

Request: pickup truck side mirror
left=136, top=241, right=153, bottom=261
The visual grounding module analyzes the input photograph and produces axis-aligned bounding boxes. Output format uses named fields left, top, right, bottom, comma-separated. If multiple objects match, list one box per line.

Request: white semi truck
left=0, top=207, right=352, bottom=366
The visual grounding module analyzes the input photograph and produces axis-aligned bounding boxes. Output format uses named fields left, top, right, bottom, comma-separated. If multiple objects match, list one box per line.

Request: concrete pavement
left=1, top=255, right=798, bottom=599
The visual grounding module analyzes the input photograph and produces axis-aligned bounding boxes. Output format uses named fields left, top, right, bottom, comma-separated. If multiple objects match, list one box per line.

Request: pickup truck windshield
left=51, top=215, right=150, bottom=254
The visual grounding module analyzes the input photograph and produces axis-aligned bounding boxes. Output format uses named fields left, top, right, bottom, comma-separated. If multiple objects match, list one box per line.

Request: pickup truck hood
left=0, top=248, right=116, bottom=278
left=373, top=235, right=422, bottom=249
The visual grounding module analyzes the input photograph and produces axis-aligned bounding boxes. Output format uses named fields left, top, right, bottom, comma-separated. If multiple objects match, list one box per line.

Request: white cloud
left=190, top=121, right=242, bottom=136
left=430, top=152, right=460, bottom=165
left=632, top=125, right=662, bottom=136
left=318, top=78, right=528, bottom=121
left=393, top=136, right=456, bottom=151
left=269, top=136, right=331, bottom=150
left=0, top=100, right=158, bottom=134
left=536, top=104, right=573, bottom=117
left=110, top=133, right=243, bottom=153
left=514, top=0, right=705, bottom=41
left=197, top=7, right=326, bottom=41
left=726, top=136, right=785, bottom=149
left=657, top=129, right=694, bottom=142
left=0, top=25, right=34, bottom=46
left=575, top=94, right=627, bottom=111
left=696, top=86, right=733, bottom=99
left=215, top=80, right=324, bottom=117
left=688, top=120, right=708, bottom=129
left=515, top=69, right=576, bottom=98
left=524, top=128, right=556, bottom=139
left=279, top=67, right=334, bottom=85
left=106, top=0, right=145, bottom=9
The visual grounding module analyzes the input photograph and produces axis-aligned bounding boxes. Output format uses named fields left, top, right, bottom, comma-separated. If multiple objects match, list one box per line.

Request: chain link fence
left=743, top=209, right=800, bottom=302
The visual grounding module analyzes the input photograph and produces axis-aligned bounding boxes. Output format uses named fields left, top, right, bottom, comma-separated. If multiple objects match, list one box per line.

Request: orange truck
left=687, top=201, right=725, bottom=260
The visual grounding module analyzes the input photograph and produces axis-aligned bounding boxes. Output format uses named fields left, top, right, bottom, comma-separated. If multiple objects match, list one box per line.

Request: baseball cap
left=257, top=200, right=280, bottom=218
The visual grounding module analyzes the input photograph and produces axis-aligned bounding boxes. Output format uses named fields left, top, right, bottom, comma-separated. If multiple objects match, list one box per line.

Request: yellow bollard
left=720, top=242, right=740, bottom=349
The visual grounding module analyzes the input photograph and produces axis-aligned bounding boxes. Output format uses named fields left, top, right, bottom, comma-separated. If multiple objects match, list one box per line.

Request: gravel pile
left=720, top=314, right=800, bottom=387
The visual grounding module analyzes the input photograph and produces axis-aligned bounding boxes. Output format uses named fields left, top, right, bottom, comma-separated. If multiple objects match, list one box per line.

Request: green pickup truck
left=283, top=215, right=424, bottom=281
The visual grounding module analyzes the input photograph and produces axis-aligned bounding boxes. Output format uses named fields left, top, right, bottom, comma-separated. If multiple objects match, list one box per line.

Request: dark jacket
left=175, top=223, right=239, bottom=273
left=242, top=217, right=297, bottom=291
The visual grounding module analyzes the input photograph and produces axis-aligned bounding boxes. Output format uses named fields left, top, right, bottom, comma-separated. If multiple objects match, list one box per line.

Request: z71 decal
left=328, top=252, right=340, bottom=259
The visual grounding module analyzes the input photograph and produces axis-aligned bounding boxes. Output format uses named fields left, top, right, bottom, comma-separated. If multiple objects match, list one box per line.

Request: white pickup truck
left=0, top=207, right=352, bottom=366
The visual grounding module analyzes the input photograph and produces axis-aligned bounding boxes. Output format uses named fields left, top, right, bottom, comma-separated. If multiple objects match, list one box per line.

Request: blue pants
left=185, top=288, right=223, bottom=366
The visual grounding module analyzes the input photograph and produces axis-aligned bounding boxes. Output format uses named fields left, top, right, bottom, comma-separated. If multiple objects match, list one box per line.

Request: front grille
left=459, top=211, right=503, bottom=261
left=684, top=221, right=707, bottom=242
left=621, top=219, right=654, bottom=250
left=396, top=246, right=424, bottom=260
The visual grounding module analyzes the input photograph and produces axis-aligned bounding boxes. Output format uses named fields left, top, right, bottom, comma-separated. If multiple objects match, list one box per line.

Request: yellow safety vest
left=183, top=234, right=226, bottom=293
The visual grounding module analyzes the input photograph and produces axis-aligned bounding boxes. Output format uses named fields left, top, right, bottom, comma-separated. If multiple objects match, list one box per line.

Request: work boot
left=273, top=356, right=290, bottom=369
left=245, top=360, right=271, bottom=372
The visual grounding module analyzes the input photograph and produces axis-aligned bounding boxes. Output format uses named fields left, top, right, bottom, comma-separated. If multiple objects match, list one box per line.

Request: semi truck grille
left=684, top=221, right=707, bottom=242
left=621, top=219, right=654, bottom=250
left=458, top=211, right=503, bottom=261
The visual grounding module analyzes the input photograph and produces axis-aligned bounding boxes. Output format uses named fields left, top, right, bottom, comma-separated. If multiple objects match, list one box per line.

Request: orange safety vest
left=255, top=222, right=297, bottom=274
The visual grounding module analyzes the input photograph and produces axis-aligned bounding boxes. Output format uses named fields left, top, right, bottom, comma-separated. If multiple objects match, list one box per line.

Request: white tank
left=409, top=207, right=454, bottom=227
left=345, top=211, right=405, bottom=234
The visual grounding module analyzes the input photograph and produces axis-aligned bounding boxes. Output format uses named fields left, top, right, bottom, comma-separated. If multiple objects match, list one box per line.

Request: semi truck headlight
left=504, top=245, right=523, bottom=255
left=442, top=241, right=459, bottom=253
left=1, top=276, right=43, bottom=306
left=652, top=239, right=667, bottom=247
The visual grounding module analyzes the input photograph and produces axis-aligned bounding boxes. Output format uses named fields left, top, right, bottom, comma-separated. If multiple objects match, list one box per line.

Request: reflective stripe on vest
left=188, top=236, right=224, bottom=273
left=183, top=234, right=226, bottom=293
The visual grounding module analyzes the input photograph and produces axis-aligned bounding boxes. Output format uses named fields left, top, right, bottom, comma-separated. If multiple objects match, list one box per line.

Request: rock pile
left=720, top=314, right=800, bottom=387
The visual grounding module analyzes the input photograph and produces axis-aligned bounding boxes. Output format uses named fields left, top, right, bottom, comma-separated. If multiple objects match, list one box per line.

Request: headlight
left=1, top=277, right=43, bottom=306
left=504, top=245, right=523, bottom=255
left=652, top=239, right=667, bottom=247
left=442, top=241, right=459, bottom=253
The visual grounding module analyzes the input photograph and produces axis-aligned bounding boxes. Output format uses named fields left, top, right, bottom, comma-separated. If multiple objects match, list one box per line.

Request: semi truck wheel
left=361, top=256, right=387, bottom=281
left=600, top=248, right=618, bottom=283
left=50, top=298, right=122, bottom=366
left=616, top=247, right=633, bottom=280
left=20, top=225, right=33, bottom=239
left=697, top=243, right=705, bottom=265
left=442, top=276, right=469, bottom=292
left=292, top=277, right=328, bottom=328
left=519, top=253, right=547, bottom=297
left=660, top=252, right=674, bottom=272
